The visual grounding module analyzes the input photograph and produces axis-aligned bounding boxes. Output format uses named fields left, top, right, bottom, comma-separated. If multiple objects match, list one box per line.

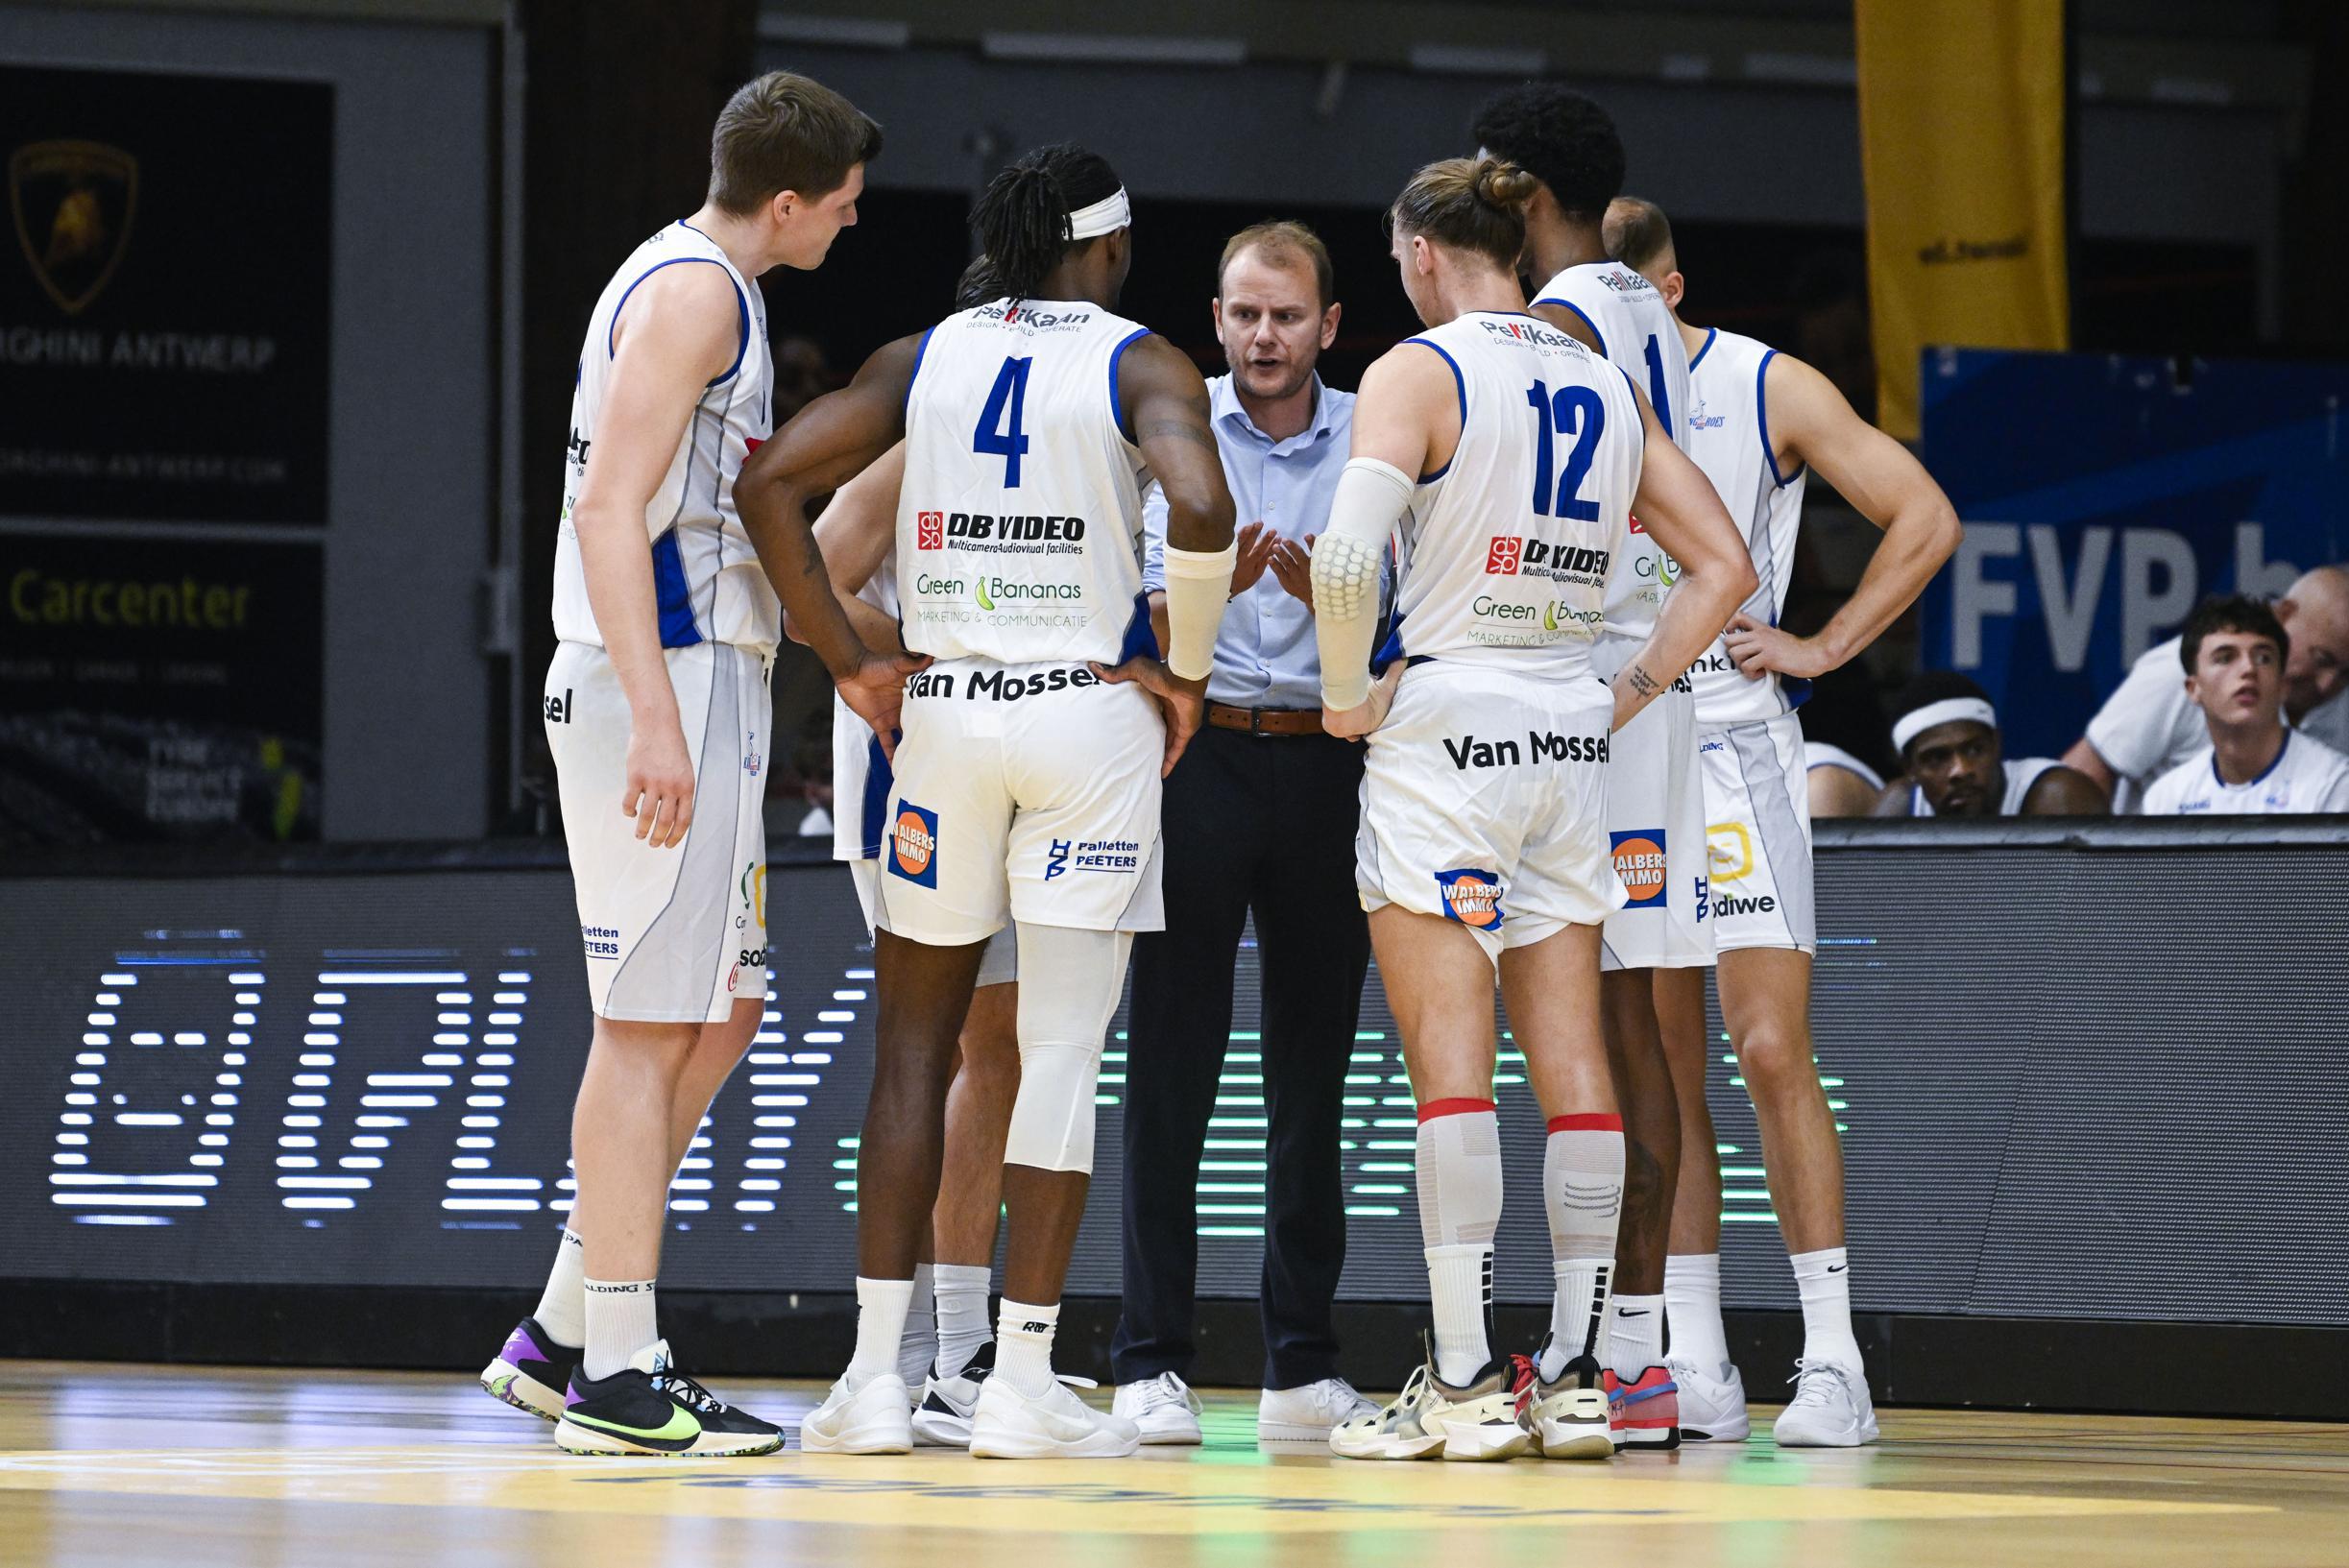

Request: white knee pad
left=1001, top=923, right=1133, bottom=1174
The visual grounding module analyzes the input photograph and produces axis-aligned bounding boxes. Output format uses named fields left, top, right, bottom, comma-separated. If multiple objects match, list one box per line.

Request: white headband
left=1066, top=187, right=1131, bottom=240
left=1893, top=696, right=1998, bottom=755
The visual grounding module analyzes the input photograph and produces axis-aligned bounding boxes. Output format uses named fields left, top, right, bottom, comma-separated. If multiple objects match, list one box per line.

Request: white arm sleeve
left=1312, top=457, right=1414, bottom=710
left=1161, top=540, right=1237, bottom=682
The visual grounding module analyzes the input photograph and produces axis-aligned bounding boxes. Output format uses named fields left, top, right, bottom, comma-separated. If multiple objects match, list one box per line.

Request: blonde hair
left=1219, top=220, right=1335, bottom=309
left=1387, top=157, right=1539, bottom=272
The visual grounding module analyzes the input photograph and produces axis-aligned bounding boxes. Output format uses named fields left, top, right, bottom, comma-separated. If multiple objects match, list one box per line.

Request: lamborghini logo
left=11, top=139, right=137, bottom=316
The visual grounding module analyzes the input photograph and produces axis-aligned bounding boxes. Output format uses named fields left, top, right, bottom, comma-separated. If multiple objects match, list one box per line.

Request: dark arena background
left=2, top=1, right=2347, bottom=1565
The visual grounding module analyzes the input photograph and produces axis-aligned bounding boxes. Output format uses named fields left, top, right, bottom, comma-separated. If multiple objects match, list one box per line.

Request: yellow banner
left=1855, top=0, right=2070, bottom=439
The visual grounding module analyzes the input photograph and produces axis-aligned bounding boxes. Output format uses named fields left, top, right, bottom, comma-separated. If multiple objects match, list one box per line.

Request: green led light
left=1201, top=1225, right=1264, bottom=1237
left=1354, top=1031, right=1388, bottom=1041
left=1722, top=1211, right=1781, bottom=1223
left=1360, top=1162, right=1413, bottom=1173
left=831, top=1158, right=857, bottom=1170
left=1722, top=1189, right=1773, bottom=1202
left=1346, top=1206, right=1400, bottom=1217
left=1720, top=1167, right=1768, bottom=1179
left=833, top=1180, right=857, bottom=1192
left=1343, top=1097, right=1377, bottom=1107
left=1827, top=1099, right=1847, bottom=1110
left=1715, top=1143, right=1741, bottom=1154
left=1351, top=1184, right=1408, bottom=1194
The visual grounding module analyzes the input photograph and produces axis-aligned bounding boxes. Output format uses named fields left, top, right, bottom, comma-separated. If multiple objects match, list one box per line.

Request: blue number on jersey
left=1524, top=380, right=1608, bottom=521
left=973, top=356, right=1032, bottom=487
left=1642, top=333, right=1672, bottom=429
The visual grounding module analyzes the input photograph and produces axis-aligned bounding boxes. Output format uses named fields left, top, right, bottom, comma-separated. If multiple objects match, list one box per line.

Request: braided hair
left=970, top=142, right=1124, bottom=300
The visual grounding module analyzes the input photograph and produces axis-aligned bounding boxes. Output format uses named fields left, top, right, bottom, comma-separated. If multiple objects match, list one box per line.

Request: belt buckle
left=1249, top=707, right=1269, bottom=736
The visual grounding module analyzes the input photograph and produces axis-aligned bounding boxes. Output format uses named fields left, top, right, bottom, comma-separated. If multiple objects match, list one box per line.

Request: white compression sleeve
left=1312, top=457, right=1413, bottom=710
left=1002, top=923, right=1133, bottom=1174
left=1161, top=542, right=1237, bottom=682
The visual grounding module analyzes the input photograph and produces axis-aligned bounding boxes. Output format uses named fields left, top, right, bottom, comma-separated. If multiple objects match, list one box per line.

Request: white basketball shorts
left=545, top=639, right=771, bottom=1025
left=874, top=657, right=1166, bottom=946
left=1355, top=661, right=1617, bottom=966
left=1699, top=711, right=1817, bottom=955
left=1592, top=637, right=1713, bottom=972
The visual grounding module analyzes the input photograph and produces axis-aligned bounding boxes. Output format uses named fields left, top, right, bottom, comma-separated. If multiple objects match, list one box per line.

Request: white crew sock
left=1790, top=1246, right=1863, bottom=1371
left=996, top=1298, right=1060, bottom=1398
left=1664, top=1252, right=1731, bottom=1374
left=581, top=1277, right=657, bottom=1381
left=1608, top=1293, right=1666, bottom=1381
left=1417, top=1099, right=1503, bottom=1387
left=846, top=1275, right=915, bottom=1387
left=532, top=1227, right=587, bottom=1348
left=1538, top=1113, right=1623, bottom=1380
left=896, top=1262, right=938, bottom=1387
left=933, top=1263, right=994, bottom=1378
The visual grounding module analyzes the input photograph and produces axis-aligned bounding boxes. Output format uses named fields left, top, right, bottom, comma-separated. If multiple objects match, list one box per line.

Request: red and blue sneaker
left=1604, top=1364, right=1682, bottom=1451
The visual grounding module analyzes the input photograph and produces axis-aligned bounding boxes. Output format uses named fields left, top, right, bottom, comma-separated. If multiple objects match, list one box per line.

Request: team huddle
left=482, top=69, right=1963, bottom=1461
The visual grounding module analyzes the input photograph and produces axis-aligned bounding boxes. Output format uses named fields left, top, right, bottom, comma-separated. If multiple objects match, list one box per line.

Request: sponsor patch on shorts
left=1435, top=867, right=1505, bottom=929
left=889, top=801, right=939, bottom=887
left=1610, top=830, right=1668, bottom=909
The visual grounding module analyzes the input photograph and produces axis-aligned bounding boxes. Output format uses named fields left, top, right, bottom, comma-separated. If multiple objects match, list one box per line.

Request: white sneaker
left=798, top=1370, right=912, bottom=1454
left=911, top=1342, right=992, bottom=1448
left=1667, top=1355, right=1751, bottom=1442
left=1111, top=1371, right=1203, bottom=1445
left=1524, top=1350, right=1613, bottom=1461
left=1772, top=1359, right=1879, bottom=1448
left=971, top=1374, right=1141, bottom=1459
left=1330, top=1355, right=1530, bottom=1462
left=1258, top=1377, right=1378, bottom=1442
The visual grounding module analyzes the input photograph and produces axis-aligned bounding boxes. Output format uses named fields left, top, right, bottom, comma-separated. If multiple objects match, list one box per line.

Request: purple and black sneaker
left=480, top=1315, right=576, bottom=1421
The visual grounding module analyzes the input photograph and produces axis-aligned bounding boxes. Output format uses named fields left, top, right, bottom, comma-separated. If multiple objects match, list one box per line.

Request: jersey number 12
left=973, top=356, right=1033, bottom=487
left=1524, top=380, right=1606, bottom=521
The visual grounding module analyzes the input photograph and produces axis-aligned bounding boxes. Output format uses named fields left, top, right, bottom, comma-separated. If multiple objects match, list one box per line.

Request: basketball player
left=494, top=72, right=879, bottom=1459
left=737, top=143, right=1237, bottom=1459
left=1470, top=84, right=1700, bottom=1447
left=796, top=257, right=1025, bottom=1445
left=2141, top=595, right=2349, bottom=814
left=1608, top=195, right=1963, bottom=1444
left=1878, top=672, right=2104, bottom=818
left=1314, top=157, right=1752, bottom=1462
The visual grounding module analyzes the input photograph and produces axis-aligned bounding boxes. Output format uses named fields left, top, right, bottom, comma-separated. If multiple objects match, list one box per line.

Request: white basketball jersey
left=553, top=221, right=777, bottom=655
left=1535, top=261, right=1691, bottom=644
left=895, top=298, right=1154, bottom=664
left=1385, top=312, right=1641, bottom=681
left=1683, top=328, right=1808, bottom=725
left=2140, top=732, right=2349, bottom=816
left=831, top=554, right=900, bottom=862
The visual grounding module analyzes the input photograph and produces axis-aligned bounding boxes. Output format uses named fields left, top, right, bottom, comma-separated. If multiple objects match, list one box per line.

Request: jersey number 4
left=1524, top=380, right=1606, bottom=521
left=973, top=355, right=1033, bottom=487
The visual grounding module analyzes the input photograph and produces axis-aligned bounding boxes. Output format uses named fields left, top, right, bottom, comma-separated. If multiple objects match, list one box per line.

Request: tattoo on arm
left=1624, top=663, right=1661, bottom=699
left=1137, top=419, right=1220, bottom=451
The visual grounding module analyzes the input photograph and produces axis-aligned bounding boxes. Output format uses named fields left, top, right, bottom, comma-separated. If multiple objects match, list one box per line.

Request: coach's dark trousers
left=1110, top=721, right=1370, bottom=1391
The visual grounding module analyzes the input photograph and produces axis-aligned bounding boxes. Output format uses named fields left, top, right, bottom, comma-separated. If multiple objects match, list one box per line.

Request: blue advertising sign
left=1918, top=350, right=2348, bottom=758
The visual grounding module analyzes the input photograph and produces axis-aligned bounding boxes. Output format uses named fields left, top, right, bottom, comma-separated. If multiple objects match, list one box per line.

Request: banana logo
left=1543, top=601, right=1560, bottom=633
left=976, top=578, right=996, bottom=612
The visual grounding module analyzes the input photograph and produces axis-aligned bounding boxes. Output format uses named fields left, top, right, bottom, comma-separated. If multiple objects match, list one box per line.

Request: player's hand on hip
left=1724, top=612, right=1829, bottom=680
left=1088, top=655, right=1206, bottom=778
left=1227, top=520, right=1279, bottom=599
left=622, top=720, right=696, bottom=849
left=1321, top=663, right=1401, bottom=741
left=1271, top=534, right=1316, bottom=613
left=838, top=649, right=930, bottom=763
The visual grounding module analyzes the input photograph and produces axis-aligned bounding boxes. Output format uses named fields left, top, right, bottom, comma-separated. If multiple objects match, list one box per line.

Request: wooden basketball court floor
left=0, top=1362, right=2342, bottom=1568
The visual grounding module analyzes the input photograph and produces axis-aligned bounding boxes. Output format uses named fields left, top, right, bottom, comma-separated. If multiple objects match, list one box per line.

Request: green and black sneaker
left=553, top=1339, right=782, bottom=1458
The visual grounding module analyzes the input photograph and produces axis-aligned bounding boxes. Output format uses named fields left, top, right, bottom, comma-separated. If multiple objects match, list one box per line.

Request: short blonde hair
left=1219, top=220, right=1335, bottom=309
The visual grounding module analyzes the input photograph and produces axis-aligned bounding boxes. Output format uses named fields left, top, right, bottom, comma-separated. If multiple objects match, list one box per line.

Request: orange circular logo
left=1441, top=871, right=1502, bottom=928
left=892, top=809, right=935, bottom=876
left=1612, top=833, right=1668, bottom=905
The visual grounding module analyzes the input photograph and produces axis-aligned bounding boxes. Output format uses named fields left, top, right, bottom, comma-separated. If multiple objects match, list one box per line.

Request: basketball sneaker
left=1257, top=1377, right=1378, bottom=1442
left=1772, top=1359, right=1879, bottom=1448
left=970, top=1374, right=1141, bottom=1459
left=480, top=1315, right=574, bottom=1422
left=1603, top=1365, right=1681, bottom=1451
left=552, top=1339, right=782, bottom=1457
left=1517, top=1342, right=1612, bottom=1460
left=911, top=1341, right=993, bottom=1448
left=1111, top=1370, right=1203, bottom=1445
left=1666, top=1355, right=1751, bottom=1441
left=799, top=1369, right=913, bottom=1455
left=1331, top=1348, right=1529, bottom=1462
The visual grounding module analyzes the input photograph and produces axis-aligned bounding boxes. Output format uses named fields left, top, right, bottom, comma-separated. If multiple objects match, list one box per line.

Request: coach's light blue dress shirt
left=1142, top=373, right=1367, bottom=712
